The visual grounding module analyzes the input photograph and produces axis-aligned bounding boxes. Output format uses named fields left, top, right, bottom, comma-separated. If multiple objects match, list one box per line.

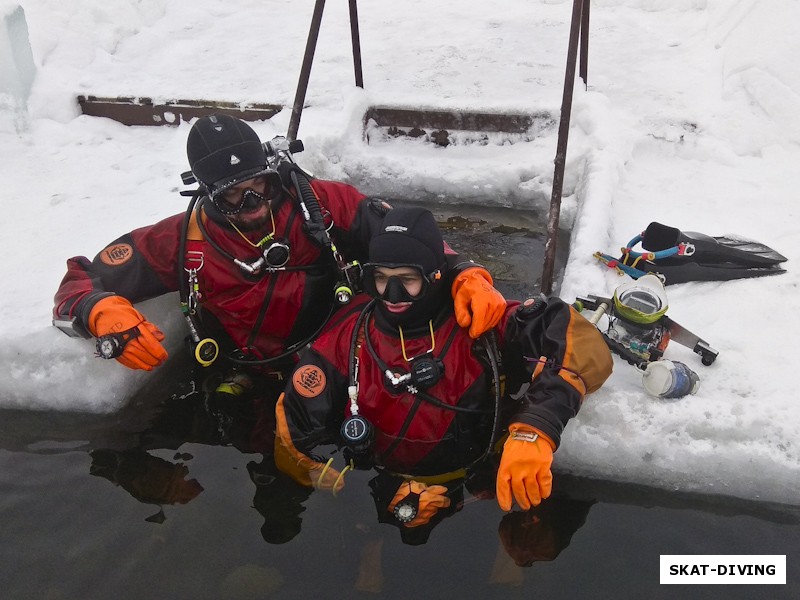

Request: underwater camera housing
left=575, top=274, right=719, bottom=367
left=607, top=275, right=670, bottom=362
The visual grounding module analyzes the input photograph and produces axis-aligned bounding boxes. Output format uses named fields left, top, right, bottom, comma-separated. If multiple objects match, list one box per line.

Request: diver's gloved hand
left=452, top=266, right=506, bottom=338
left=274, top=445, right=347, bottom=495
left=274, top=447, right=347, bottom=495
left=87, top=296, right=168, bottom=370
left=387, top=480, right=451, bottom=527
left=496, top=423, right=555, bottom=511
left=273, top=405, right=347, bottom=496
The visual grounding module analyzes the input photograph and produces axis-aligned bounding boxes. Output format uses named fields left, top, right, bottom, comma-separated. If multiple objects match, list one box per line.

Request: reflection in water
left=89, top=449, right=204, bottom=523
left=138, top=371, right=278, bottom=456
left=1, top=372, right=797, bottom=599
left=248, top=457, right=312, bottom=545
left=86, top=367, right=281, bottom=524
left=342, top=497, right=596, bottom=594
left=84, top=366, right=594, bottom=566
left=498, top=499, right=594, bottom=566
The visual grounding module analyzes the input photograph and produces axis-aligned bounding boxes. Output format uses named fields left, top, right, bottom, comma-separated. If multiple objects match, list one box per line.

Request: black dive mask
left=381, top=276, right=418, bottom=303
left=213, top=186, right=267, bottom=216
left=210, top=172, right=283, bottom=215
left=362, top=263, right=448, bottom=329
left=361, top=263, right=442, bottom=301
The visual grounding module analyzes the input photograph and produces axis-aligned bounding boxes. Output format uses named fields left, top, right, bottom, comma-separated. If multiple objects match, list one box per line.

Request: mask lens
left=212, top=173, right=281, bottom=215
left=383, top=277, right=418, bottom=303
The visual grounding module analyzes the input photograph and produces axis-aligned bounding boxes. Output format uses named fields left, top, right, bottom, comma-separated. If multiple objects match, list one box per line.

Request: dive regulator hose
left=289, top=169, right=331, bottom=249
left=479, top=330, right=503, bottom=462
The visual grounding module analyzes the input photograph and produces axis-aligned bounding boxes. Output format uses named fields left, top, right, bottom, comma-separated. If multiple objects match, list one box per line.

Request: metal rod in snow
left=349, top=0, right=364, bottom=88
left=287, top=0, right=326, bottom=141
left=579, top=0, right=590, bottom=86
left=540, top=0, right=585, bottom=297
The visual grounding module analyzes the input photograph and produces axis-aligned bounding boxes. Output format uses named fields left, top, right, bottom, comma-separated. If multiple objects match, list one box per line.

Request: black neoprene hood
left=368, top=206, right=446, bottom=274
left=186, top=114, right=268, bottom=193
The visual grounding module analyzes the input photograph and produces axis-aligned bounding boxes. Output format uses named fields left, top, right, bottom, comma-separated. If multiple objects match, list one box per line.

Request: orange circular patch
left=100, top=243, right=133, bottom=266
left=292, top=365, right=327, bottom=398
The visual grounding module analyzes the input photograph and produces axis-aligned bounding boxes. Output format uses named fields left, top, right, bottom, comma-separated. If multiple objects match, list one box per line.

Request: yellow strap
left=332, top=463, right=351, bottom=497
left=392, top=468, right=467, bottom=485
left=316, top=457, right=334, bottom=487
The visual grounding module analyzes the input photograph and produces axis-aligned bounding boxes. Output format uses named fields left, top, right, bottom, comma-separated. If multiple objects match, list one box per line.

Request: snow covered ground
left=1, top=0, right=798, bottom=505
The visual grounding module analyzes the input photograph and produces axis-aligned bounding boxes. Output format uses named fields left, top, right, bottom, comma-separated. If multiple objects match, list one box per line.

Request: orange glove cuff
left=451, top=266, right=507, bottom=338
left=508, top=423, right=556, bottom=451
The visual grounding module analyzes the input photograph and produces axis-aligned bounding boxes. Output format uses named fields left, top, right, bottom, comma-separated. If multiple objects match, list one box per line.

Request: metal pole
left=579, top=0, right=590, bottom=86
left=349, top=0, right=364, bottom=88
left=287, top=0, right=326, bottom=141
left=540, top=0, right=584, bottom=296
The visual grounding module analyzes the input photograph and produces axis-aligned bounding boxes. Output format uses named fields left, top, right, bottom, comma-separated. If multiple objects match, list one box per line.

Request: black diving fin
left=595, top=222, right=787, bottom=285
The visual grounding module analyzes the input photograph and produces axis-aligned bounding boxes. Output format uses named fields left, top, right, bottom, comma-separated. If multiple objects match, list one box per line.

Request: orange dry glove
left=87, top=296, right=168, bottom=371
left=274, top=450, right=347, bottom=495
left=387, top=480, right=451, bottom=527
left=496, top=423, right=555, bottom=511
left=274, top=394, right=348, bottom=495
left=451, top=266, right=506, bottom=338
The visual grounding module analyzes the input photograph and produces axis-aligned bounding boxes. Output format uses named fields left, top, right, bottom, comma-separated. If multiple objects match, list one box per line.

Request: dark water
left=2, top=207, right=797, bottom=599
left=422, top=199, right=566, bottom=299
left=1, top=394, right=797, bottom=600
